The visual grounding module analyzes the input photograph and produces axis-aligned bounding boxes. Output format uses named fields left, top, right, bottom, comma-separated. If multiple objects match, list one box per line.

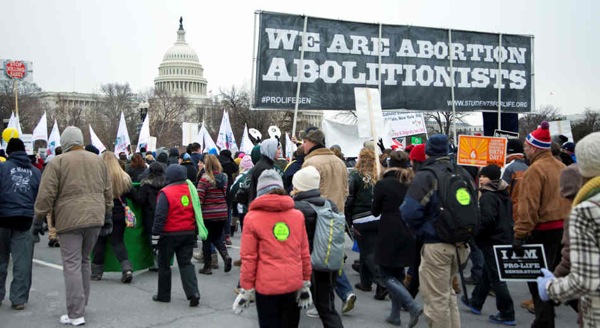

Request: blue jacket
left=400, top=156, right=472, bottom=244
left=0, top=151, right=41, bottom=219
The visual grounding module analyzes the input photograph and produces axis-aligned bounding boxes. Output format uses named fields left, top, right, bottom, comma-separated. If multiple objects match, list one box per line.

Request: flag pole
left=13, top=80, right=19, bottom=117
left=291, top=15, right=308, bottom=139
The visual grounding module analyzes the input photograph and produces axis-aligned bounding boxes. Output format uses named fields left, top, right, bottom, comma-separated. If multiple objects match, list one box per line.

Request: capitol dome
left=154, top=17, right=208, bottom=104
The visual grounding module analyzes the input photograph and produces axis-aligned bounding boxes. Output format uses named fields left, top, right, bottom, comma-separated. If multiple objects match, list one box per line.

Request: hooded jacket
left=240, top=194, right=312, bottom=295
left=476, top=180, right=513, bottom=246
left=152, top=165, right=196, bottom=235
left=35, top=147, right=112, bottom=233
left=167, top=147, right=180, bottom=166
left=139, top=163, right=167, bottom=227
left=0, top=151, right=42, bottom=230
left=197, top=171, right=228, bottom=221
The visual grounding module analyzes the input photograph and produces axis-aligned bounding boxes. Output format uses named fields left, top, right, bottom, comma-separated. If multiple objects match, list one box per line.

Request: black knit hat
left=506, top=139, right=524, bottom=154
left=6, top=138, right=25, bottom=155
left=479, top=164, right=501, bottom=181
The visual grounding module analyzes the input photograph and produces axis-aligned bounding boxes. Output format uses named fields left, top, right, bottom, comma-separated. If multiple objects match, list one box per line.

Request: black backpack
left=422, top=162, right=479, bottom=243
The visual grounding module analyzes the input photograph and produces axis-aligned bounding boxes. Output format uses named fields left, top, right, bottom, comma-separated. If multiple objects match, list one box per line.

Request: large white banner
left=182, top=122, right=199, bottom=145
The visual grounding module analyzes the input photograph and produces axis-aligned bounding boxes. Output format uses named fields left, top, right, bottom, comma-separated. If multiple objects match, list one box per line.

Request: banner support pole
left=291, top=16, right=308, bottom=139
left=366, top=89, right=381, bottom=178
left=448, top=29, right=457, bottom=144
left=250, top=11, right=259, bottom=110
left=377, top=23, right=382, bottom=93
left=13, top=79, right=19, bottom=117
left=497, top=34, right=503, bottom=132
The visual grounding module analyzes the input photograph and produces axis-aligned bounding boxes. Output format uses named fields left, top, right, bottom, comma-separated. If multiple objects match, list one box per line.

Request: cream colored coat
left=302, top=147, right=348, bottom=214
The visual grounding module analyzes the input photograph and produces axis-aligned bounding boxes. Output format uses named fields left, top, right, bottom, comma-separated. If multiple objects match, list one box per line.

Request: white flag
left=285, top=132, right=297, bottom=161
left=239, top=124, right=254, bottom=154
left=136, top=113, right=150, bottom=153
left=114, top=112, right=131, bottom=156
left=32, top=112, right=48, bottom=142
left=216, top=111, right=238, bottom=152
left=7, top=112, right=23, bottom=136
left=47, top=119, right=61, bottom=155
left=198, top=123, right=218, bottom=153
left=89, top=125, right=106, bottom=153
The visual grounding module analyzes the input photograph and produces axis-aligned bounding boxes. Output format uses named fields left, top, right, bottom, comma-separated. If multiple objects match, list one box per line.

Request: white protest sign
left=383, top=111, right=427, bottom=138
left=354, top=88, right=385, bottom=139
left=548, top=120, right=573, bottom=143
left=21, top=134, right=34, bottom=155
left=182, top=122, right=199, bottom=145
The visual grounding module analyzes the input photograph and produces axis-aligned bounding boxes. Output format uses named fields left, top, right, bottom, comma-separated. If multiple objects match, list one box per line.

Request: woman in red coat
left=234, top=169, right=313, bottom=328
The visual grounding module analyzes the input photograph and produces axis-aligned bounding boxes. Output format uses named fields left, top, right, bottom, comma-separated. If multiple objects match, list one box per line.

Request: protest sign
left=548, top=120, right=573, bottom=143
left=253, top=11, right=533, bottom=112
left=457, top=135, right=507, bottom=167
left=493, top=244, right=547, bottom=281
left=494, top=129, right=519, bottom=139
left=384, top=112, right=427, bottom=138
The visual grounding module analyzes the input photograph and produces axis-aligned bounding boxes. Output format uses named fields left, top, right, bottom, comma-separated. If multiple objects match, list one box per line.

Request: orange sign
left=457, top=135, right=507, bottom=168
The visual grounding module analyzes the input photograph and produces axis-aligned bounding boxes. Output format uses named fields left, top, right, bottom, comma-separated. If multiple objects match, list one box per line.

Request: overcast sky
left=2, top=0, right=597, bottom=121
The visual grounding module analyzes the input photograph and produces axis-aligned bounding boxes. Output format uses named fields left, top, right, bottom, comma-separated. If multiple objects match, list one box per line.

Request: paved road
left=2, top=235, right=577, bottom=327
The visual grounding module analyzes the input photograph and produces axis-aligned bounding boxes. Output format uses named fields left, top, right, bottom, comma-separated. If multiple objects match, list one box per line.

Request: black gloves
left=31, top=219, right=45, bottom=243
left=512, top=238, right=525, bottom=257
left=377, top=138, right=385, bottom=153
left=100, top=212, right=113, bottom=237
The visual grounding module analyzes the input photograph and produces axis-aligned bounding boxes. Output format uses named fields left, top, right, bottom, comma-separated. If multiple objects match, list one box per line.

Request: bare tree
left=572, top=108, right=600, bottom=142
left=87, top=83, right=137, bottom=149
left=51, top=93, right=87, bottom=128
left=518, top=105, right=564, bottom=140
left=147, top=87, right=191, bottom=147
left=0, top=81, right=45, bottom=132
left=424, top=111, right=469, bottom=136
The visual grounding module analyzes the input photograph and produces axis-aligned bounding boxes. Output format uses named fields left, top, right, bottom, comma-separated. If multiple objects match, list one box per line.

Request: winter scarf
left=186, top=179, right=208, bottom=240
left=572, top=176, right=600, bottom=207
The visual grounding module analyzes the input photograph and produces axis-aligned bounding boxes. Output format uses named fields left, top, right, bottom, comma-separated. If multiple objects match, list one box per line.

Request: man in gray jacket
left=33, top=126, right=113, bottom=326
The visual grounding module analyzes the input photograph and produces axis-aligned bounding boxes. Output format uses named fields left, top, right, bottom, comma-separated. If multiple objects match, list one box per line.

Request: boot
left=521, top=299, right=535, bottom=314
left=374, top=284, right=389, bottom=300
left=91, top=263, right=103, bottom=281
left=217, top=246, right=232, bottom=273
left=211, top=253, right=219, bottom=269
left=193, top=250, right=204, bottom=263
left=198, top=263, right=212, bottom=275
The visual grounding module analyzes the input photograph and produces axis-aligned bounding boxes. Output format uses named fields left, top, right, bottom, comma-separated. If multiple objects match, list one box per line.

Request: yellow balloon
left=2, top=127, right=19, bottom=143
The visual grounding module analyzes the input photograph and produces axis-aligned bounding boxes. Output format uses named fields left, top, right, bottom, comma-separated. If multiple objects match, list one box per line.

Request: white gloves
left=296, top=281, right=313, bottom=309
left=232, top=288, right=255, bottom=314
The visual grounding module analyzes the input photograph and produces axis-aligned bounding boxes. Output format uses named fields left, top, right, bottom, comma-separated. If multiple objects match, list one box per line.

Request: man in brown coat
left=512, top=121, right=571, bottom=328
left=33, top=126, right=113, bottom=326
left=301, top=128, right=348, bottom=213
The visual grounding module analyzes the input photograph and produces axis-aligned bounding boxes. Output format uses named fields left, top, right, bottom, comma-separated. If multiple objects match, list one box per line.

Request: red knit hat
left=409, top=144, right=426, bottom=163
left=526, top=121, right=551, bottom=149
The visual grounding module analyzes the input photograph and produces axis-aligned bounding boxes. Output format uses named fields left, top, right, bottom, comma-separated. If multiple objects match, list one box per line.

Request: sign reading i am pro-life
left=493, top=244, right=548, bottom=282
left=457, top=135, right=507, bottom=168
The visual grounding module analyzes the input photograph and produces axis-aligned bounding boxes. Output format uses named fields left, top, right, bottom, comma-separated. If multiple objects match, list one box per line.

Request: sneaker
left=121, top=270, right=133, bottom=283
left=11, top=304, right=25, bottom=310
left=225, top=236, right=233, bottom=247
left=354, top=283, right=372, bottom=292
left=305, top=308, right=319, bottom=318
left=59, top=314, right=85, bottom=326
left=460, top=295, right=481, bottom=315
left=193, top=250, right=203, bottom=262
left=342, top=293, right=356, bottom=314
left=488, top=313, right=516, bottom=326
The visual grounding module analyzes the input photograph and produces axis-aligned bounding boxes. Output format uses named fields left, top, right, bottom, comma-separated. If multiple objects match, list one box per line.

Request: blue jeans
left=381, top=266, right=421, bottom=322
left=334, top=269, right=353, bottom=301
left=0, top=228, right=34, bottom=306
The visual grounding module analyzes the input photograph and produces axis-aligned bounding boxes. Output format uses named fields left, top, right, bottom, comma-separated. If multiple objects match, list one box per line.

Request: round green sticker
left=181, top=195, right=190, bottom=207
left=273, top=222, right=290, bottom=241
left=456, top=188, right=471, bottom=205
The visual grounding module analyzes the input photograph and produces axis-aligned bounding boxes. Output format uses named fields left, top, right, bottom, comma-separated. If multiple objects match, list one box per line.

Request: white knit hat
left=292, top=166, right=320, bottom=192
left=575, top=132, right=600, bottom=178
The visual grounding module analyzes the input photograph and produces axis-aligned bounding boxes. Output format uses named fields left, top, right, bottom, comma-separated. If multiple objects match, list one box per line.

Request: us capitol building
left=39, top=17, right=321, bottom=127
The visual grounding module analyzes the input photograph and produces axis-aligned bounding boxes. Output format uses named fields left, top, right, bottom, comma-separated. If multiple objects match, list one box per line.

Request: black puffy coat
left=293, top=189, right=339, bottom=253
left=372, top=169, right=415, bottom=268
left=476, top=181, right=513, bottom=247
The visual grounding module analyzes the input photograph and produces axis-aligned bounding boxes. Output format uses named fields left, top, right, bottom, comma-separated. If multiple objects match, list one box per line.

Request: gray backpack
left=307, top=201, right=346, bottom=272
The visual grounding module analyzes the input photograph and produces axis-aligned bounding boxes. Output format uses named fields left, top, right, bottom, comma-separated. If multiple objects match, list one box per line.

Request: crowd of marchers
left=1, top=121, right=599, bottom=328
